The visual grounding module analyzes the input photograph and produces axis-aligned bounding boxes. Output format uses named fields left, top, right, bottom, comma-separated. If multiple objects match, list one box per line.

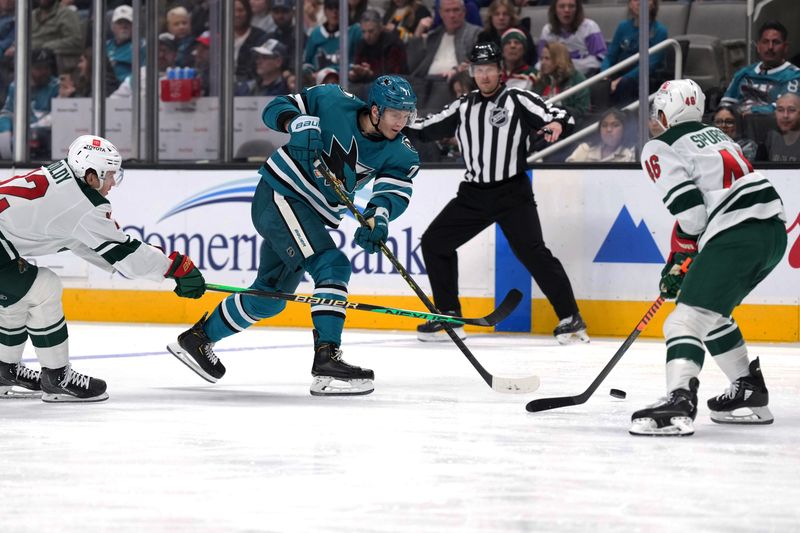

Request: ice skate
left=707, top=358, right=773, bottom=424
left=167, top=313, right=226, bottom=383
left=553, top=312, right=590, bottom=344
left=40, top=364, right=108, bottom=402
left=629, top=378, right=699, bottom=436
left=0, top=361, right=42, bottom=399
left=310, top=332, right=374, bottom=396
left=416, top=310, right=466, bottom=342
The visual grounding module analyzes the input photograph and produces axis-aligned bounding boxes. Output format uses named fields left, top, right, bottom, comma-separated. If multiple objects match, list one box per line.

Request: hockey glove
left=166, top=251, right=206, bottom=299
left=286, top=114, right=323, bottom=167
left=353, top=207, right=389, bottom=254
left=659, top=253, right=694, bottom=299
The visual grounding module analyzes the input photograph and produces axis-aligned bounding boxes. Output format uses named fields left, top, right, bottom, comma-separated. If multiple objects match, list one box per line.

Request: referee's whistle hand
left=539, top=122, right=562, bottom=143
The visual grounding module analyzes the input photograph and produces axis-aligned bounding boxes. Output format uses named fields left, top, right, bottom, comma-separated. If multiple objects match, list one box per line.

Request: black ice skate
left=707, top=357, right=773, bottom=425
left=416, top=310, right=466, bottom=342
left=553, top=312, right=590, bottom=344
left=0, top=361, right=42, bottom=399
left=40, top=364, right=108, bottom=403
left=167, top=313, right=226, bottom=383
left=629, top=378, right=699, bottom=437
left=311, top=331, right=374, bottom=396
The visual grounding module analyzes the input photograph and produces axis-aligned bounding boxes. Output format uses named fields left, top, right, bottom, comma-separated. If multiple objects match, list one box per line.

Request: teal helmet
left=368, top=75, right=417, bottom=121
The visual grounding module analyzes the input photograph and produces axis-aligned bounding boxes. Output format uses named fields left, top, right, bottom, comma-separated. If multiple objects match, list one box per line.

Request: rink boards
left=7, top=166, right=798, bottom=341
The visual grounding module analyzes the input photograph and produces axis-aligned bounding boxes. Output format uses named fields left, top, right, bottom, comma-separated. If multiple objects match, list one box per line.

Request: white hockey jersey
left=0, top=160, right=170, bottom=280
left=641, top=121, right=786, bottom=249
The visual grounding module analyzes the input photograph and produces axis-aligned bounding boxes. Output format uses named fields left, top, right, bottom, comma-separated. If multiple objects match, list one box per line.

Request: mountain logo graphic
left=594, top=206, right=665, bottom=264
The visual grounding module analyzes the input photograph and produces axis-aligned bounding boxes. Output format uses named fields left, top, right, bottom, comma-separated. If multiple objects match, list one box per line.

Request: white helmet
left=651, top=79, right=705, bottom=131
left=66, top=135, right=123, bottom=189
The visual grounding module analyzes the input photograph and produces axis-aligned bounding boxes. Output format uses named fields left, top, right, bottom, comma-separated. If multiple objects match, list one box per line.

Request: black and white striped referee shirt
left=405, top=84, right=574, bottom=184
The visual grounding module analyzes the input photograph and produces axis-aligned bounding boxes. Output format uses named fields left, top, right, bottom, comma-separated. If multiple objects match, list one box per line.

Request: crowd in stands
left=0, top=0, right=799, bottom=163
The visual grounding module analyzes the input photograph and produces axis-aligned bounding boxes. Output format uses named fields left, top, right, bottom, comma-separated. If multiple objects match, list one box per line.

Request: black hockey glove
left=166, top=251, right=206, bottom=299
left=354, top=207, right=389, bottom=254
left=286, top=114, right=323, bottom=167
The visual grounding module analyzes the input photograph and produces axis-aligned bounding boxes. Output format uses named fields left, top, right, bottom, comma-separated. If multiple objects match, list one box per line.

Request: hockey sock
left=665, top=358, right=702, bottom=393
left=204, top=294, right=260, bottom=342
left=310, top=281, right=347, bottom=346
left=705, top=320, right=750, bottom=382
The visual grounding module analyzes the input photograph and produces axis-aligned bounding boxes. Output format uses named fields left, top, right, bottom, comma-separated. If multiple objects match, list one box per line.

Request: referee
left=405, top=41, right=589, bottom=344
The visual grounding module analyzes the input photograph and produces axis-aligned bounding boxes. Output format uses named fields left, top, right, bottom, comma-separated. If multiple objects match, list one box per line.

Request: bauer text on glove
left=285, top=114, right=323, bottom=166
left=165, top=251, right=206, bottom=298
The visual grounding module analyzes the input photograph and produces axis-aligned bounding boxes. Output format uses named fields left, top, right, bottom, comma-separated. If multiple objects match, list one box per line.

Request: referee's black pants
left=420, top=173, right=579, bottom=320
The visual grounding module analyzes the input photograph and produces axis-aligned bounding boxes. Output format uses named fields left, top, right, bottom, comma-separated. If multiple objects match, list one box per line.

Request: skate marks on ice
left=1, top=324, right=799, bottom=532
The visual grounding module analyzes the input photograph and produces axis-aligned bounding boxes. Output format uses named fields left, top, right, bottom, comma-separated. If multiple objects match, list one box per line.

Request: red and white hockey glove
left=165, top=251, right=206, bottom=299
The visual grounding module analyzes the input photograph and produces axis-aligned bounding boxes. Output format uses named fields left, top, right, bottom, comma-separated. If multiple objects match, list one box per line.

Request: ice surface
left=2, top=324, right=798, bottom=532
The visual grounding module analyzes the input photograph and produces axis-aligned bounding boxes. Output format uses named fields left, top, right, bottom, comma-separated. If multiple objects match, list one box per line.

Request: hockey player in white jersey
left=0, top=135, right=205, bottom=402
left=630, top=79, right=787, bottom=436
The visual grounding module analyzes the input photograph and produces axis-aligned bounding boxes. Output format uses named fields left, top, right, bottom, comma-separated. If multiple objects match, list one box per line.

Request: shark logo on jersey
left=321, top=136, right=375, bottom=192
left=489, top=107, right=509, bottom=128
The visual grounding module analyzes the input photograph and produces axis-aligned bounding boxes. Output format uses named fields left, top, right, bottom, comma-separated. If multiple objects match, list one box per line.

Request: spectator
left=347, top=0, right=368, bottom=26
left=251, top=0, right=277, bottom=34
left=166, top=6, right=196, bottom=68
left=409, top=0, right=481, bottom=80
left=383, top=0, right=431, bottom=42
left=193, top=31, right=211, bottom=97
left=533, top=41, right=589, bottom=120
left=236, top=39, right=289, bottom=96
left=0, top=48, right=60, bottom=160
left=266, top=0, right=297, bottom=69
left=538, top=0, right=606, bottom=76
left=111, top=33, right=178, bottom=98
left=303, top=0, right=362, bottom=72
left=477, top=0, right=535, bottom=65
left=106, top=5, right=142, bottom=85
left=191, top=0, right=210, bottom=37
left=315, top=65, right=339, bottom=85
left=234, top=0, right=270, bottom=82
left=58, top=48, right=119, bottom=98
left=0, top=0, right=14, bottom=59
left=720, top=21, right=800, bottom=115
left=566, top=108, right=635, bottom=162
left=448, top=69, right=475, bottom=97
left=29, top=0, right=83, bottom=71
left=601, top=0, right=667, bottom=106
left=712, top=105, right=757, bottom=162
left=500, top=28, right=537, bottom=91
left=426, top=0, right=482, bottom=31
left=763, top=91, right=800, bottom=162
left=349, top=10, right=408, bottom=84
left=303, top=0, right=324, bottom=35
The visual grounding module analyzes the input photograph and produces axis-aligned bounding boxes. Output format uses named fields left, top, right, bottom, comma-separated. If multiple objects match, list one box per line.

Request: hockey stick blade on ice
left=314, top=160, right=539, bottom=394
left=525, top=296, right=666, bottom=412
left=206, top=283, right=522, bottom=327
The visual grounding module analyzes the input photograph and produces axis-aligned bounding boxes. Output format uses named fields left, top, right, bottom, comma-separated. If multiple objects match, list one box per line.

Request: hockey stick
left=526, top=296, right=665, bottom=412
left=313, top=160, right=539, bottom=394
left=206, top=283, right=522, bottom=327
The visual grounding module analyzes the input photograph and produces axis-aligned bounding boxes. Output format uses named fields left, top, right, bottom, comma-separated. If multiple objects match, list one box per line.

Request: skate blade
left=555, top=330, right=590, bottom=345
left=710, top=406, right=774, bottom=425
left=167, top=342, right=219, bottom=384
left=0, top=386, right=43, bottom=399
left=629, top=416, right=694, bottom=436
left=417, top=328, right=466, bottom=343
left=310, top=377, right=374, bottom=396
left=41, top=392, right=109, bottom=403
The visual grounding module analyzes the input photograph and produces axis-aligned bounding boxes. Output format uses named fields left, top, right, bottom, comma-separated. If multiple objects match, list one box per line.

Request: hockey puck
left=609, top=388, right=627, bottom=399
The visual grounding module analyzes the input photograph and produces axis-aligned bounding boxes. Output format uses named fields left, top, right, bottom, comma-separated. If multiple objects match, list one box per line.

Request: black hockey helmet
left=469, top=41, right=502, bottom=66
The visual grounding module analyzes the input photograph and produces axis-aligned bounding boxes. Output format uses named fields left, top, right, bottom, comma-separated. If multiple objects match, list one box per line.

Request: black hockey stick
left=206, top=283, right=522, bottom=327
left=525, top=296, right=665, bottom=412
left=314, top=160, right=539, bottom=394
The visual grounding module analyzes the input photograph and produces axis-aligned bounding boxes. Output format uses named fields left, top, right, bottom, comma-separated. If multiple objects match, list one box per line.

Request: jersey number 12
left=0, top=170, right=50, bottom=214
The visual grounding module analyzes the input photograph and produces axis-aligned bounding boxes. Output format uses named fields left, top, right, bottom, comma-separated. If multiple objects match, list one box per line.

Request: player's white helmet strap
left=651, top=79, right=706, bottom=130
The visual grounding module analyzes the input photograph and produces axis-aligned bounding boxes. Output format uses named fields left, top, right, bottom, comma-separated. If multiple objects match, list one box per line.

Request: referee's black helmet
left=469, top=42, right=502, bottom=66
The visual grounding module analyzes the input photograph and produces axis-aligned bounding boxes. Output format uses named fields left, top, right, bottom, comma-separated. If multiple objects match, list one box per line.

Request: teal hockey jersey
left=260, top=84, right=420, bottom=228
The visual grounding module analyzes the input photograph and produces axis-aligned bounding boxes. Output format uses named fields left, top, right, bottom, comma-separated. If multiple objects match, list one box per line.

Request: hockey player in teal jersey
left=168, top=75, right=420, bottom=396
left=629, top=79, right=786, bottom=437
